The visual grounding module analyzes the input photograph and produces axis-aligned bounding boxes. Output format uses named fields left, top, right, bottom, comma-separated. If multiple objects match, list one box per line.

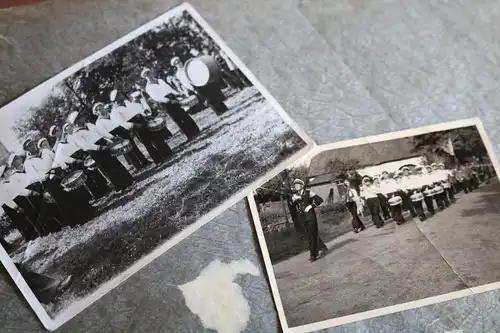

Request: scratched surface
left=1, top=0, right=500, bottom=332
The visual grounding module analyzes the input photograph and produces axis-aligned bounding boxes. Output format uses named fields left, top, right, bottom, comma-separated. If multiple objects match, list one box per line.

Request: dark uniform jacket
left=294, top=189, right=323, bottom=223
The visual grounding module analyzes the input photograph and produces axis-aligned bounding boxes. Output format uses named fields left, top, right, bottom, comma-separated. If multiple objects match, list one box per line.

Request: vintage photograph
left=0, top=4, right=311, bottom=329
left=249, top=119, right=500, bottom=332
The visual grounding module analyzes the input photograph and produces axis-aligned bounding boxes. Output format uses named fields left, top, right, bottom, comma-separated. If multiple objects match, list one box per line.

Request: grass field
left=9, top=87, right=306, bottom=317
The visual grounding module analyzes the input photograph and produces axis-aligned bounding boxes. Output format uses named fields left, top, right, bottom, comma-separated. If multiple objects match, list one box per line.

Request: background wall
left=1, top=0, right=500, bottom=332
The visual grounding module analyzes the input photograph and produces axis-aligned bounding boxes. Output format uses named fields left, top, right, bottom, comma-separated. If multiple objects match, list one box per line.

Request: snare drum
left=108, top=139, right=133, bottom=157
left=61, top=170, right=87, bottom=192
left=388, top=196, right=403, bottom=206
left=410, top=192, right=424, bottom=202
left=179, top=95, right=199, bottom=108
left=146, top=117, right=166, bottom=132
left=423, top=188, right=434, bottom=197
left=434, top=186, right=444, bottom=194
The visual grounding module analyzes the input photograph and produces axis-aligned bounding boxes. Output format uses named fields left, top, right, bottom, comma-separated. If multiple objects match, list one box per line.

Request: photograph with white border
left=248, top=118, right=500, bottom=332
left=0, top=3, right=313, bottom=330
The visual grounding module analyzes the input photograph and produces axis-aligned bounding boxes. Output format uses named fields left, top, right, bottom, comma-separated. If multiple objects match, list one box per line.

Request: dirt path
left=273, top=180, right=500, bottom=328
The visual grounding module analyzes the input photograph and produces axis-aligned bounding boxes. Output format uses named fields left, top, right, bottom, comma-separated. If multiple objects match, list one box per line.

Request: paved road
left=273, top=180, right=500, bottom=328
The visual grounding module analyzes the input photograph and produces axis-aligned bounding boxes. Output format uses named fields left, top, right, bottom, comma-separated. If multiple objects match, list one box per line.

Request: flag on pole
left=440, top=134, right=455, bottom=156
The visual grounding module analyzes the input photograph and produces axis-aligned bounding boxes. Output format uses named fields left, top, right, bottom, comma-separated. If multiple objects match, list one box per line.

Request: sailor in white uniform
left=94, top=99, right=151, bottom=171
left=361, top=177, right=384, bottom=228
left=142, top=67, right=201, bottom=140
left=373, top=176, right=391, bottom=220
left=398, top=167, right=418, bottom=218
left=343, top=179, right=365, bottom=233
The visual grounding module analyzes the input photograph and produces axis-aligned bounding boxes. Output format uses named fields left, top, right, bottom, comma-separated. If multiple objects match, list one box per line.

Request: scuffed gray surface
left=1, top=0, right=500, bottom=332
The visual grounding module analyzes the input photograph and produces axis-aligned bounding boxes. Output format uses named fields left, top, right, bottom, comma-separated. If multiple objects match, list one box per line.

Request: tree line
left=14, top=11, right=221, bottom=144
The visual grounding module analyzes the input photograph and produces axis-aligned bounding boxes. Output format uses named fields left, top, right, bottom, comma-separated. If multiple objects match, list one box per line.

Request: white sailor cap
left=37, top=138, right=48, bottom=149
left=402, top=166, right=410, bottom=172
left=22, top=138, right=34, bottom=150
left=170, top=57, right=181, bottom=66
left=362, top=176, right=372, bottom=183
left=438, top=162, right=445, bottom=167
left=293, top=178, right=305, bottom=186
left=140, top=68, right=151, bottom=79
left=67, top=111, right=80, bottom=124
left=92, top=103, right=105, bottom=115
left=381, top=170, right=389, bottom=174
left=397, top=170, right=404, bottom=176
left=109, top=90, right=118, bottom=102
left=431, top=162, right=437, bottom=167
left=49, top=125, right=57, bottom=137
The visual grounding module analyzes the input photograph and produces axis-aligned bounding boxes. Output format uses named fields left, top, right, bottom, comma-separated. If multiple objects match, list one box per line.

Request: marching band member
left=142, top=67, right=201, bottom=140
left=290, top=178, right=328, bottom=262
left=171, top=57, right=229, bottom=116
left=95, top=99, right=151, bottom=172
left=343, top=179, right=365, bottom=233
left=52, top=127, right=77, bottom=169
left=361, top=177, right=384, bottom=228
left=380, top=171, right=396, bottom=197
left=170, top=57, right=196, bottom=96
left=66, top=116, right=133, bottom=193
left=435, top=163, right=451, bottom=207
left=113, top=90, right=173, bottom=164
left=398, top=167, right=418, bottom=218
left=427, top=164, right=446, bottom=210
left=422, top=166, right=436, bottom=215
left=22, top=138, right=48, bottom=184
left=373, top=176, right=391, bottom=220
left=37, top=138, right=56, bottom=173
left=437, top=163, right=455, bottom=203
left=380, top=173, right=403, bottom=224
left=49, top=125, right=62, bottom=150
left=380, top=172, right=405, bottom=222
left=129, top=91, right=173, bottom=164
left=5, top=153, right=46, bottom=239
left=409, top=166, right=426, bottom=221
left=346, top=169, right=362, bottom=195
left=0, top=165, right=34, bottom=243
left=58, top=124, right=109, bottom=201
left=21, top=141, right=65, bottom=234
left=43, top=128, right=96, bottom=227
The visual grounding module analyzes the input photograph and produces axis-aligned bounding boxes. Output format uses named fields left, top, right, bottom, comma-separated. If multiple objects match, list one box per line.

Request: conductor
left=291, top=178, right=328, bottom=262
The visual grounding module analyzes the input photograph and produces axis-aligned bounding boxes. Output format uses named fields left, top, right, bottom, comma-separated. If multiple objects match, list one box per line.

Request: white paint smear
left=179, top=259, right=260, bottom=333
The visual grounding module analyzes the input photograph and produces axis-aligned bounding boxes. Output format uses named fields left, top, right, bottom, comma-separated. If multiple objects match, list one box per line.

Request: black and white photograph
left=248, top=119, right=500, bottom=332
left=0, top=3, right=311, bottom=330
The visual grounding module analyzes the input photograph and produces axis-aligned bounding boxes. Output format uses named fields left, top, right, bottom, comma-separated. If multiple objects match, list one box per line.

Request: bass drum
left=185, top=56, right=221, bottom=87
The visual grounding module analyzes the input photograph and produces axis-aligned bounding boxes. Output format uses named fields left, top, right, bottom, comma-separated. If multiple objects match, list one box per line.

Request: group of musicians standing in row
left=0, top=52, right=251, bottom=249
